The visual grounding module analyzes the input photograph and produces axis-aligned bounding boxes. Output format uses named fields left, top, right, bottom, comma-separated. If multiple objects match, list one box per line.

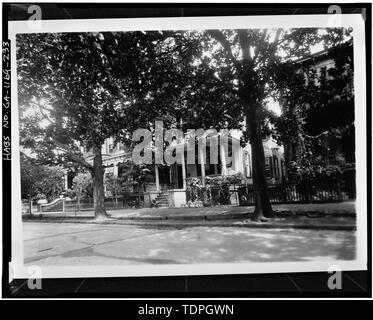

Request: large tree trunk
left=247, top=116, right=274, bottom=221
left=283, top=141, right=292, bottom=182
left=92, top=143, right=108, bottom=219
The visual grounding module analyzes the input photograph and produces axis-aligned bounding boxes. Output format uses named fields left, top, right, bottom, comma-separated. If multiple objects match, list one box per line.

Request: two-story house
left=83, top=130, right=285, bottom=207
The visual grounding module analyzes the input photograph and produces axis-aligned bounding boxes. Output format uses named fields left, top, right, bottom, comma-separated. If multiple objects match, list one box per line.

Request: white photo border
left=8, top=14, right=367, bottom=279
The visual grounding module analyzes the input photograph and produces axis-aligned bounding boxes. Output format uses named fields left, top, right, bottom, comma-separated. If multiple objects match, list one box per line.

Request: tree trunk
left=92, top=143, right=108, bottom=219
left=283, top=141, right=291, bottom=182
left=77, top=197, right=81, bottom=211
left=248, top=117, right=273, bottom=221
left=29, top=196, right=33, bottom=217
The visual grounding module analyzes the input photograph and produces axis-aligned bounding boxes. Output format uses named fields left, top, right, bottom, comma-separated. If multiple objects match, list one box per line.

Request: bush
left=186, top=177, right=212, bottom=206
left=186, top=173, right=243, bottom=206
left=205, top=173, right=242, bottom=205
left=20, top=154, right=65, bottom=202
left=63, top=188, right=75, bottom=199
left=35, top=193, right=46, bottom=200
left=72, top=172, right=93, bottom=199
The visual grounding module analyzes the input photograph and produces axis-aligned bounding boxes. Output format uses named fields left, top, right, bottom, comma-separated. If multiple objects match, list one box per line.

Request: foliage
left=131, top=164, right=152, bottom=184
left=17, top=28, right=353, bottom=218
left=104, top=173, right=123, bottom=198
left=17, top=31, right=200, bottom=161
left=269, top=40, right=354, bottom=182
left=16, top=31, right=194, bottom=216
left=187, top=177, right=204, bottom=203
left=72, top=172, right=93, bottom=199
left=175, top=28, right=351, bottom=217
left=205, top=173, right=242, bottom=205
left=21, top=153, right=65, bottom=201
left=185, top=173, right=243, bottom=206
left=185, top=177, right=211, bottom=206
left=226, top=173, right=244, bottom=185
left=63, top=188, right=75, bottom=199
left=295, top=162, right=343, bottom=182
left=116, top=160, right=152, bottom=192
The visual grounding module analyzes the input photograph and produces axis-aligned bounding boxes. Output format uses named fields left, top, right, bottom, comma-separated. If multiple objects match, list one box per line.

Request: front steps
left=154, top=191, right=169, bottom=207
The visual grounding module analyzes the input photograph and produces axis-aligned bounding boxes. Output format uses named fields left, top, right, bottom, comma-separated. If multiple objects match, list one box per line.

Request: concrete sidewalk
left=23, top=202, right=356, bottom=231
left=109, top=202, right=356, bottom=220
left=29, top=201, right=356, bottom=220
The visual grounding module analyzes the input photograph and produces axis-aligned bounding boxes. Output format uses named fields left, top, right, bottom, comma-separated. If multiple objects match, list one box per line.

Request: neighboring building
left=284, top=40, right=355, bottom=176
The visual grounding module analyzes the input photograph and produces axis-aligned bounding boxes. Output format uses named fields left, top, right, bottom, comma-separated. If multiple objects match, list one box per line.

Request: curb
left=129, top=222, right=356, bottom=231
left=24, top=211, right=356, bottom=221
left=22, top=217, right=356, bottom=231
left=113, top=213, right=249, bottom=221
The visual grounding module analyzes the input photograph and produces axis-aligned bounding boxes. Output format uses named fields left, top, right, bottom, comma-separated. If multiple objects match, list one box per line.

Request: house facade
left=290, top=40, right=355, bottom=172
left=86, top=132, right=285, bottom=208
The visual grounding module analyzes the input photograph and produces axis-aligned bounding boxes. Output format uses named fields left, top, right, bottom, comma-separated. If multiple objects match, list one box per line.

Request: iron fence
left=237, top=174, right=356, bottom=206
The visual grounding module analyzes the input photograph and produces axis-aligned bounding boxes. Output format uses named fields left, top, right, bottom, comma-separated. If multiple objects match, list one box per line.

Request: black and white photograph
left=4, top=4, right=369, bottom=293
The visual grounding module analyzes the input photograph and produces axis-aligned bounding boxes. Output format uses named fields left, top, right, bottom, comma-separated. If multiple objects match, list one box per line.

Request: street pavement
left=23, top=222, right=356, bottom=266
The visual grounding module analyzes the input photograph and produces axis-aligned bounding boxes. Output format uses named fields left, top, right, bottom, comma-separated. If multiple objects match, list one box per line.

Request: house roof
left=293, top=40, right=353, bottom=66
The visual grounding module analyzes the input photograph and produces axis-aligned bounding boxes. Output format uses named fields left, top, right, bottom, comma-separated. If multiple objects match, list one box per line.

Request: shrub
left=205, top=174, right=243, bottom=205
left=72, top=172, right=93, bottom=199
left=186, top=177, right=212, bottom=206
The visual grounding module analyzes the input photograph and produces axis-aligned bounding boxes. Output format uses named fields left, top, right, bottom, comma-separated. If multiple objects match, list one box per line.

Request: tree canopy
left=17, top=27, right=353, bottom=219
left=20, top=153, right=65, bottom=202
left=166, top=27, right=352, bottom=219
left=269, top=40, right=354, bottom=181
left=17, top=31, right=193, bottom=216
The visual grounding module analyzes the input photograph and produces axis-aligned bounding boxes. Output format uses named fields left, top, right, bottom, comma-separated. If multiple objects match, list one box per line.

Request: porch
left=142, top=137, right=244, bottom=207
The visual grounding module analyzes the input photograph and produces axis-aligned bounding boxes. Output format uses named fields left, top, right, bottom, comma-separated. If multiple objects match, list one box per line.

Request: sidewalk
left=29, top=201, right=355, bottom=219
left=110, top=202, right=356, bottom=219
left=23, top=201, right=356, bottom=230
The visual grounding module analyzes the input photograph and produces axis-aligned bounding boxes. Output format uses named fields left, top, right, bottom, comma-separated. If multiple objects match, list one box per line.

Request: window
left=226, top=141, right=232, bottom=168
left=269, top=157, right=274, bottom=178
left=281, top=159, right=286, bottom=179
left=265, top=157, right=273, bottom=179
left=273, top=157, right=280, bottom=179
left=204, top=147, right=215, bottom=176
left=245, top=152, right=252, bottom=178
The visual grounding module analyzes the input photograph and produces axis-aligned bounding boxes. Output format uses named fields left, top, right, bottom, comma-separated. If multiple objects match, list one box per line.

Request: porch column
left=64, top=172, right=69, bottom=189
left=220, top=144, right=227, bottom=176
left=199, top=146, right=206, bottom=186
left=155, top=165, right=160, bottom=192
left=181, top=150, right=187, bottom=189
left=113, top=162, right=118, bottom=177
left=169, top=166, right=172, bottom=185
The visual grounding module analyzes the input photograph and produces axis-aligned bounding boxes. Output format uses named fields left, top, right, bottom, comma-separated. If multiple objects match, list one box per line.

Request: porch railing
left=310, top=153, right=355, bottom=169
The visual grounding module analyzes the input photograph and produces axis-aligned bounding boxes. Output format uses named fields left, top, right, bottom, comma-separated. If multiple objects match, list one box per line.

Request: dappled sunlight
left=148, top=248, right=169, bottom=257
left=24, top=223, right=356, bottom=265
left=300, top=256, right=337, bottom=261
